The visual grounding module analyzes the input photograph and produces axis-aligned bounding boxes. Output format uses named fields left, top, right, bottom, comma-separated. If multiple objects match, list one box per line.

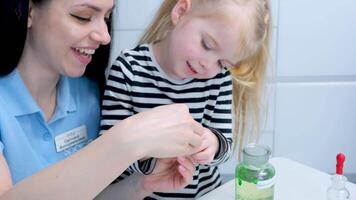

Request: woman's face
left=27, top=0, right=113, bottom=77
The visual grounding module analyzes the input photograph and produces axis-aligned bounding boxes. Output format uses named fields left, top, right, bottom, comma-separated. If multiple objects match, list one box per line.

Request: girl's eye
left=201, top=40, right=211, bottom=50
left=71, top=14, right=91, bottom=22
left=218, top=60, right=225, bottom=69
left=218, top=60, right=231, bottom=69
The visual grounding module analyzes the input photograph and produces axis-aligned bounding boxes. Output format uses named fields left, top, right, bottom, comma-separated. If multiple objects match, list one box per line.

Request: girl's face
left=27, top=0, right=113, bottom=77
left=162, top=1, right=244, bottom=80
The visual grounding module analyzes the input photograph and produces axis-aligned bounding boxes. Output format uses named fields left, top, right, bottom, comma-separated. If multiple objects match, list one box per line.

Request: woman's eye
left=104, top=17, right=111, bottom=24
left=71, top=14, right=91, bottom=22
left=201, top=40, right=211, bottom=50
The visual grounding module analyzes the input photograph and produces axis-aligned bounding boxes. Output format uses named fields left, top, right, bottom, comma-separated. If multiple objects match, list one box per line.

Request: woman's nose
left=90, top=21, right=111, bottom=45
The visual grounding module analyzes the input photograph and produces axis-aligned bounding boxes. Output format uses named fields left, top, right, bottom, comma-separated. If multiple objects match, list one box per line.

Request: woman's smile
left=71, top=47, right=95, bottom=65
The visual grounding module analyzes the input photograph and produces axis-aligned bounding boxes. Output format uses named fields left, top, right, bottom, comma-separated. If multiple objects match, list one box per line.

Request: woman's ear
left=27, top=1, right=34, bottom=28
left=171, top=0, right=191, bottom=25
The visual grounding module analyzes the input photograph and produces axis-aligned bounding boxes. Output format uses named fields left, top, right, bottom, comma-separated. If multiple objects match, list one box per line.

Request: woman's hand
left=140, top=157, right=196, bottom=196
left=95, top=157, right=197, bottom=200
left=116, top=104, right=204, bottom=158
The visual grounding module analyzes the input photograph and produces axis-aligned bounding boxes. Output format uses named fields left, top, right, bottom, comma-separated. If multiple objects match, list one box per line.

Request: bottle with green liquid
left=235, top=143, right=275, bottom=200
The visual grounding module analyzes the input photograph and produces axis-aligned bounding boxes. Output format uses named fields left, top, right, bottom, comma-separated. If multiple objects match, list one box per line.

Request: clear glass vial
left=327, top=174, right=350, bottom=200
left=235, top=143, right=275, bottom=200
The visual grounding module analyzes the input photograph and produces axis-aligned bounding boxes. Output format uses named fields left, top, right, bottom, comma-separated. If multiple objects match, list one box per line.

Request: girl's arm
left=203, top=71, right=234, bottom=166
left=0, top=104, right=203, bottom=199
left=101, top=53, right=156, bottom=175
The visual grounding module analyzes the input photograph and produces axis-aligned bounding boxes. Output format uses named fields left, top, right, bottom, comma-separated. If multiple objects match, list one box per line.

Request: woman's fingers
left=178, top=165, right=193, bottom=184
left=187, top=130, right=203, bottom=148
left=177, top=157, right=195, bottom=184
left=152, top=104, right=205, bottom=156
left=122, top=104, right=205, bottom=158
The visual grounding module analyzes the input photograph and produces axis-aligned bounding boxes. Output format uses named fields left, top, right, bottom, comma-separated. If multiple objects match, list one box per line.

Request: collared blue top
left=0, top=69, right=100, bottom=183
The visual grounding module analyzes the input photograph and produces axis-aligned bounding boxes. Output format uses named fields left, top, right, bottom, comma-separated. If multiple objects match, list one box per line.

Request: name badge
left=55, top=125, right=87, bottom=153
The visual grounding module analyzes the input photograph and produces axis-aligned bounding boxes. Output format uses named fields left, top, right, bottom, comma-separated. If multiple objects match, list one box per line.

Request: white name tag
left=55, top=125, right=87, bottom=153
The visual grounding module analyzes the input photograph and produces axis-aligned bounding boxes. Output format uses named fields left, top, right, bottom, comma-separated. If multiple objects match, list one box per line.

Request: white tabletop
left=197, top=157, right=356, bottom=200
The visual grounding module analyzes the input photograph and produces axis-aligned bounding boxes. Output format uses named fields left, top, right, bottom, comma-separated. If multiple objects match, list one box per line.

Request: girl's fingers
left=186, top=156, right=199, bottom=167
left=191, top=151, right=207, bottom=160
left=190, top=151, right=215, bottom=165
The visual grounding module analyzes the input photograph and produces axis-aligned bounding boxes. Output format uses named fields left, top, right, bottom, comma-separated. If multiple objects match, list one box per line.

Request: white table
left=197, top=157, right=356, bottom=200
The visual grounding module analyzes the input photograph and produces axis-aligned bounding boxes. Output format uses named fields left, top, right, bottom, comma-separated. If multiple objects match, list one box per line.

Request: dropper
left=327, top=153, right=350, bottom=200
left=336, top=153, right=345, bottom=175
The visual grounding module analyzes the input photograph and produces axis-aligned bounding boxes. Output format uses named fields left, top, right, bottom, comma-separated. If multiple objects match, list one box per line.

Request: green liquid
left=235, top=164, right=275, bottom=200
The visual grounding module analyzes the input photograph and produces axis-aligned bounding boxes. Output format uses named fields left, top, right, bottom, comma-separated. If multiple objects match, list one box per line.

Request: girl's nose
left=90, top=21, right=111, bottom=45
left=199, top=58, right=216, bottom=71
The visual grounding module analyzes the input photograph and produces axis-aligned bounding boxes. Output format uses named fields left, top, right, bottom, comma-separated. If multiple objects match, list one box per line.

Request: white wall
left=274, top=0, right=356, bottom=178
left=110, top=0, right=356, bottom=179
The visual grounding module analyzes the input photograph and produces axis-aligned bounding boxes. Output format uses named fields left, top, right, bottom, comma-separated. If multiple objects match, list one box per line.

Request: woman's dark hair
left=0, top=0, right=110, bottom=95
left=85, top=26, right=111, bottom=96
left=0, top=0, right=29, bottom=76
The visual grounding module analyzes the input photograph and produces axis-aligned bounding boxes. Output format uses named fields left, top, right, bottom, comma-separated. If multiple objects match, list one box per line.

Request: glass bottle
left=235, top=143, right=275, bottom=200
left=327, top=153, right=350, bottom=200
left=327, top=175, right=350, bottom=200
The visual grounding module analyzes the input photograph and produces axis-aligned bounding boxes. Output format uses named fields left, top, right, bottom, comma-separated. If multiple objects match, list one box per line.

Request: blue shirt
left=0, top=69, right=100, bottom=183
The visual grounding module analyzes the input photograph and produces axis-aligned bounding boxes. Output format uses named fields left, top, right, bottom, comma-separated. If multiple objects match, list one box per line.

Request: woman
left=0, top=0, right=204, bottom=199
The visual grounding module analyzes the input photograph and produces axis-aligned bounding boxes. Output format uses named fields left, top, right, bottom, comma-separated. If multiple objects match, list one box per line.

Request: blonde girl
left=102, top=0, right=271, bottom=198
left=141, top=0, right=271, bottom=156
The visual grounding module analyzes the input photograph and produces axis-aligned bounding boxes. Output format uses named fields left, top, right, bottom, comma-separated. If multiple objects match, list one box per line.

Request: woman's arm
left=95, top=173, right=147, bottom=200
left=0, top=104, right=203, bottom=199
left=1, top=131, right=138, bottom=199
left=0, top=155, right=13, bottom=195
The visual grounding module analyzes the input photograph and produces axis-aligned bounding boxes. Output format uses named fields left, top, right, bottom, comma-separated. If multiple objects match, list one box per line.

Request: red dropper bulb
left=336, top=153, right=345, bottom=175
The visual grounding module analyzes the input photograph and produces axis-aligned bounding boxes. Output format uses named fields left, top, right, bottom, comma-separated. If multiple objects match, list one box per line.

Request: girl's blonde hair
left=139, top=0, right=272, bottom=157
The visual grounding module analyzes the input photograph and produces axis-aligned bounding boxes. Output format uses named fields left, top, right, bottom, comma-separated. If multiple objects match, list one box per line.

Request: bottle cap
left=336, top=153, right=345, bottom=175
left=243, top=143, right=271, bottom=167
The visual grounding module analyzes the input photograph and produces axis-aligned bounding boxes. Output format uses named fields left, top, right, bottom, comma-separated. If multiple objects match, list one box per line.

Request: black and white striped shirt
left=101, top=44, right=233, bottom=199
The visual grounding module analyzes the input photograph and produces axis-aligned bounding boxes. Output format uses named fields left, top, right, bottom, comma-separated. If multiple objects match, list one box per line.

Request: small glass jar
left=235, top=143, right=275, bottom=200
left=327, top=174, right=350, bottom=200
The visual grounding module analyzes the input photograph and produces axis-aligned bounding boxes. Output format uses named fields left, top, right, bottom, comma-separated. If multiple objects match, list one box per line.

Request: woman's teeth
left=74, top=48, right=95, bottom=56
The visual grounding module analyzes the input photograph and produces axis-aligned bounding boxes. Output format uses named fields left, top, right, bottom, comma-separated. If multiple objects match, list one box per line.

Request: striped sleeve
left=100, top=55, right=134, bottom=131
left=204, top=71, right=233, bottom=166
left=100, top=52, right=156, bottom=175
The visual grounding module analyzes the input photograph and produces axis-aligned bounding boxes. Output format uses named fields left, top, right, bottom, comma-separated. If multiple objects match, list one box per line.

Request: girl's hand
left=141, top=157, right=196, bottom=195
left=190, top=128, right=219, bottom=165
